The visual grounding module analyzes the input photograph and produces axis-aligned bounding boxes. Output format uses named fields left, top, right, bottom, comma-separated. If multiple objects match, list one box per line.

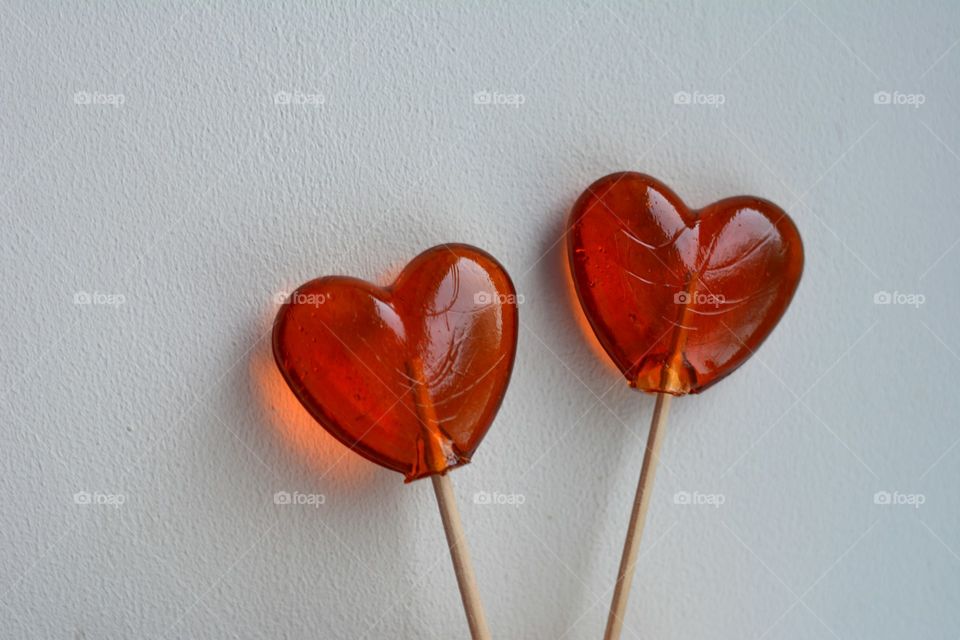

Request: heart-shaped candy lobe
left=568, top=172, right=803, bottom=395
left=273, top=244, right=518, bottom=482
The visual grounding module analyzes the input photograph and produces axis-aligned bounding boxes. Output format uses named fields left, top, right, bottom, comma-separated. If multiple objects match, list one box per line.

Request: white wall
left=2, top=1, right=958, bottom=638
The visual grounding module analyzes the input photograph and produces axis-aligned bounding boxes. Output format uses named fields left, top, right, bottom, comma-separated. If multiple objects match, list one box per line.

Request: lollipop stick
left=406, top=357, right=491, bottom=640
left=604, top=391, right=672, bottom=640
left=432, top=473, right=491, bottom=640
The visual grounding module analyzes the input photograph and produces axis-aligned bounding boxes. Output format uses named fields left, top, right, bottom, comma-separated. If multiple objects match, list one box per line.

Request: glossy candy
left=273, top=244, right=518, bottom=482
left=568, top=172, right=803, bottom=395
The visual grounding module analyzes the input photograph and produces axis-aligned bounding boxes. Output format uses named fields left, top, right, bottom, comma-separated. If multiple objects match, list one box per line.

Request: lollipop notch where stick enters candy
left=407, top=356, right=491, bottom=640
left=604, top=392, right=671, bottom=640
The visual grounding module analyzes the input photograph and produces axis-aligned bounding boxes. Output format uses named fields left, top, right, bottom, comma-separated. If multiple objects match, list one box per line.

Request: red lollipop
left=274, top=243, right=518, bottom=639
left=567, top=172, right=803, bottom=639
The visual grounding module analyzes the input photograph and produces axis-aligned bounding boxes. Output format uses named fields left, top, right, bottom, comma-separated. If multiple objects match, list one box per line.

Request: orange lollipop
left=273, top=243, right=518, bottom=482
left=567, top=172, right=803, bottom=639
left=273, top=243, right=518, bottom=639
left=569, top=171, right=803, bottom=394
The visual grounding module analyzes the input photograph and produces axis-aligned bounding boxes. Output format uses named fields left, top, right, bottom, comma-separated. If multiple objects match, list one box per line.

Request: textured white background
left=2, top=1, right=959, bottom=638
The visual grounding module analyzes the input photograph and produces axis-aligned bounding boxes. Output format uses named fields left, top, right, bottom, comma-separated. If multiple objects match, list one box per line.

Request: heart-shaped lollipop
left=272, top=243, right=519, bottom=482
left=568, top=171, right=803, bottom=395
left=567, top=172, right=803, bottom=640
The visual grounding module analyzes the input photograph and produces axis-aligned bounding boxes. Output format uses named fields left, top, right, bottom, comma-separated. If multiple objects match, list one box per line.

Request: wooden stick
left=406, top=357, right=490, bottom=640
left=432, top=473, right=492, bottom=640
left=603, top=391, right=673, bottom=640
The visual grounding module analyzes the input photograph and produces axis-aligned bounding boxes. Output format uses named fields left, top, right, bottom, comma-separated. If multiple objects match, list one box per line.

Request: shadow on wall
left=520, top=203, right=660, bottom=637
